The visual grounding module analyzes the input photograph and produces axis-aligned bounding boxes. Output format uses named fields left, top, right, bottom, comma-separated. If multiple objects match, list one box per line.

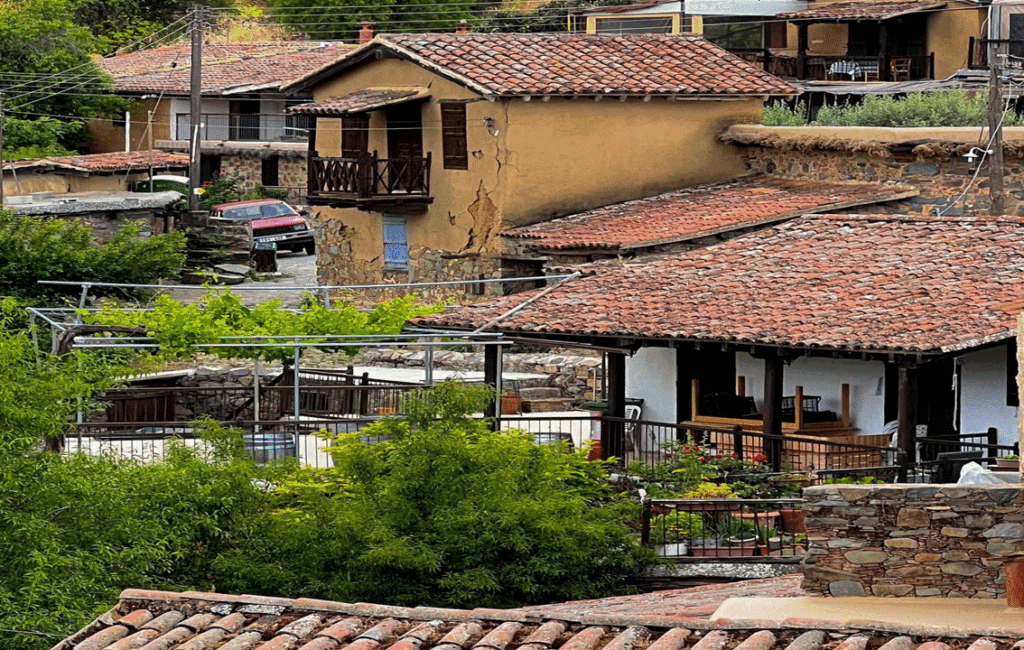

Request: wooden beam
left=737, top=375, right=746, bottom=397
left=483, top=343, right=500, bottom=427
left=794, top=385, right=804, bottom=430
left=841, top=383, right=851, bottom=427
left=604, top=352, right=627, bottom=461
left=897, top=363, right=919, bottom=472
left=763, top=354, right=784, bottom=472
left=797, top=23, right=809, bottom=80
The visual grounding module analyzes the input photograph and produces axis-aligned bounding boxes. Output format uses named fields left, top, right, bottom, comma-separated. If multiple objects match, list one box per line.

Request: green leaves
left=0, top=210, right=186, bottom=303
left=763, top=91, right=1024, bottom=128
left=85, top=290, right=437, bottom=362
left=247, top=381, right=656, bottom=607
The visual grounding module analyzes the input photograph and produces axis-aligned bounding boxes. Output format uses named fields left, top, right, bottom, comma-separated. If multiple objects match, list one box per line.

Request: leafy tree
left=85, top=290, right=437, bottom=362
left=263, top=0, right=490, bottom=40
left=479, top=0, right=635, bottom=33
left=213, top=381, right=656, bottom=606
left=0, top=210, right=186, bottom=303
left=0, top=0, right=124, bottom=153
left=2, top=118, right=82, bottom=159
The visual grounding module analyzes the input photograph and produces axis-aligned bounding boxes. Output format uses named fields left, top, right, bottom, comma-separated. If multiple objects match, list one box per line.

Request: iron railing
left=175, top=112, right=311, bottom=142
left=731, top=50, right=936, bottom=81
left=308, top=152, right=432, bottom=200
left=641, top=498, right=807, bottom=562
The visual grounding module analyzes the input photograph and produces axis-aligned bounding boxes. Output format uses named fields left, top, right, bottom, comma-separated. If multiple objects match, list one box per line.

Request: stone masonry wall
left=739, top=147, right=1024, bottom=217
left=316, top=218, right=511, bottom=306
left=223, top=154, right=307, bottom=201
left=801, top=484, right=1024, bottom=598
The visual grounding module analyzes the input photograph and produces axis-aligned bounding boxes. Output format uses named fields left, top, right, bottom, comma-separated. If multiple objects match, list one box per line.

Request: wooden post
left=737, top=375, right=746, bottom=397
left=306, top=117, right=318, bottom=197
left=897, top=364, right=919, bottom=480
left=763, top=354, right=784, bottom=472
left=604, top=352, right=627, bottom=461
left=841, top=383, right=851, bottom=427
left=797, top=23, right=809, bottom=79
left=691, top=378, right=700, bottom=420
left=484, top=343, right=500, bottom=426
left=989, top=56, right=1005, bottom=215
left=878, top=22, right=890, bottom=82
left=794, top=385, right=804, bottom=430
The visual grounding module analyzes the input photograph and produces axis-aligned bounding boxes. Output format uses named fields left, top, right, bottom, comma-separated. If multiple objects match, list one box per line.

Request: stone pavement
left=164, top=250, right=319, bottom=308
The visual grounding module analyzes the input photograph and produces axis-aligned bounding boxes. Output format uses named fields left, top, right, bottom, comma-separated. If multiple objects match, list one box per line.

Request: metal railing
left=734, top=50, right=936, bottom=81
left=175, top=112, right=311, bottom=142
left=619, top=417, right=901, bottom=479
left=641, top=497, right=807, bottom=562
left=308, top=152, right=432, bottom=199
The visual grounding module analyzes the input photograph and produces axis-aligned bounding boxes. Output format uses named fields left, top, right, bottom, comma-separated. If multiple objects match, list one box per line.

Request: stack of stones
left=801, top=484, right=1024, bottom=598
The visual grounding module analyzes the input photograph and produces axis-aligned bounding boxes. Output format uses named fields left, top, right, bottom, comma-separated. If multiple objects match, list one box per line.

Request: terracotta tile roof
left=98, top=42, right=350, bottom=95
left=289, top=34, right=796, bottom=97
left=504, top=176, right=917, bottom=252
left=44, top=151, right=189, bottom=172
left=52, top=586, right=1024, bottom=650
left=289, top=88, right=430, bottom=116
left=516, top=576, right=805, bottom=621
left=776, top=1, right=946, bottom=21
left=418, top=215, right=1024, bottom=353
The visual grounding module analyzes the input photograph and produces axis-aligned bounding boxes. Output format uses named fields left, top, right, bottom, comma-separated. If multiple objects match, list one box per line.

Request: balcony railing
left=308, top=152, right=432, bottom=204
left=730, top=48, right=935, bottom=81
left=174, top=112, right=311, bottom=142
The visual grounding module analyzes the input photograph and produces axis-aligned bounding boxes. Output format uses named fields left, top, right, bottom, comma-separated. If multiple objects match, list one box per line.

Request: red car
left=210, top=199, right=315, bottom=255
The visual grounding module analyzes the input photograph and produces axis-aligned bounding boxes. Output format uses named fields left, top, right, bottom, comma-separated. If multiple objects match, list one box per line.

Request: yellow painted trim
left=586, top=13, right=684, bottom=35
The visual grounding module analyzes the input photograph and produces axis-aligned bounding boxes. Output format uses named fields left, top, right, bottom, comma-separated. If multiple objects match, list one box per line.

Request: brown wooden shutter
left=440, top=103, right=468, bottom=170
left=342, top=114, right=369, bottom=158
left=767, top=22, right=788, bottom=49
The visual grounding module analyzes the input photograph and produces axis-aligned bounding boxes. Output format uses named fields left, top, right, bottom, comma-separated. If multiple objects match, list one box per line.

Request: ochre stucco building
left=285, top=33, right=794, bottom=298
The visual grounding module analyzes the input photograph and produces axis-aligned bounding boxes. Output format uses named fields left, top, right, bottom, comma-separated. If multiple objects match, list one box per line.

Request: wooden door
left=386, top=103, right=423, bottom=191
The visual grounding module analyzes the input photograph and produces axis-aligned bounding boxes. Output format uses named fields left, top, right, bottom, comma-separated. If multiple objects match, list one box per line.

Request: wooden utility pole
left=989, top=15, right=1005, bottom=215
left=188, top=4, right=203, bottom=213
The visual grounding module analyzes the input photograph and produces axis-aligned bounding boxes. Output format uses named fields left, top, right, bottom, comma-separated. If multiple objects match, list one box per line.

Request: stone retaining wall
left=733, top=139, right=1024, bottom=217
left=801, top=484, right=1024, bottom=598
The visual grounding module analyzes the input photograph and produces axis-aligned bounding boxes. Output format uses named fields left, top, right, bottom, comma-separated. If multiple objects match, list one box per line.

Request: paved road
left=165, top=250, right=319, bottom=308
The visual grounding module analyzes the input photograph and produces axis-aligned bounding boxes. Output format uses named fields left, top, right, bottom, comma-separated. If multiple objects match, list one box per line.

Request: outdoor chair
left=890, top=57, right=912, bottom=81
left=931, top=450, right=983, bottom=483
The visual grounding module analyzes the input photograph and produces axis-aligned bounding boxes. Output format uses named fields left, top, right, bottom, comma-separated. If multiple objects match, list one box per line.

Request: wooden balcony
left=306, top=151, right=433, bottom=209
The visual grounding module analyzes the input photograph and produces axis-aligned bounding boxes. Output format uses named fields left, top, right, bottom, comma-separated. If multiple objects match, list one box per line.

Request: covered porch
left=772, top=0, right=943, bottom=81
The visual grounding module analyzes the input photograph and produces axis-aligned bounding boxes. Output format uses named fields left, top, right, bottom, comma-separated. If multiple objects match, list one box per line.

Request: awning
left=287, top=87, right=431, bottom=116
left=777, top=1, right=945, bottom=21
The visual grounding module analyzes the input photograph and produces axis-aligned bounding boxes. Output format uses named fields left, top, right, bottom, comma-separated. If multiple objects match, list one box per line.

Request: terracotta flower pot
left=779, top=508, right=806, bottom=534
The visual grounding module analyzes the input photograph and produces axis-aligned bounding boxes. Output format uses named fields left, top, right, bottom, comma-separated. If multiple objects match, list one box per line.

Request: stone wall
left=316, top=218, right=527, bottom=306
left=801, top=484, right=1024, bottom=598
left=351, top=348, right=603, bottom=403
left=730, top=135, right=1024, bottom=217
left=223, top=153, right=307, bottom=200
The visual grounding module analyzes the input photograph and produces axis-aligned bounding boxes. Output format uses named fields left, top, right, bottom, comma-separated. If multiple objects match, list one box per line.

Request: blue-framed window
left=383, top=215, right=409, bottom=270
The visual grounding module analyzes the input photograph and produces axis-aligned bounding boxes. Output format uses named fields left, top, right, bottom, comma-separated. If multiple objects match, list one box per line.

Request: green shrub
left=0, top=210, right=185, bottom=303
left=213, top=381, right=656, bottom=607
left=761, top=91, right=1024, bottom=128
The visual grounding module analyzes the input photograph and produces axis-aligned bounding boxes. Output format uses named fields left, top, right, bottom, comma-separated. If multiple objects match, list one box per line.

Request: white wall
left=625, top=347, right=677, bottom=424
left=736, top=353, right=888, bottom=436
left=958, top=346, right=1018, bottom=447
left=686, top=0, right=806, bottom=16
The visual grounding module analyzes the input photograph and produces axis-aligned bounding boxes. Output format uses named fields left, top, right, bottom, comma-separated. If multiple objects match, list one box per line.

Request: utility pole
left=988, top=4, right=1005, bottom=216
left=189, top=4, right=203, bottom=213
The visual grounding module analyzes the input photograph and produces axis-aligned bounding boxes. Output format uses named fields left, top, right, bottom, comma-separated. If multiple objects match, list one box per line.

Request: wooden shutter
left=342, top=114, right=369, bottom=158
left=440, top=103, right=468, bottom=170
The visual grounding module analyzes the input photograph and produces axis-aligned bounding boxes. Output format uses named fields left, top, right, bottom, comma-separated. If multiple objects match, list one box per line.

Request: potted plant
left=650, top=512, right=703, bottom=557
left=995, top=455, right=1020, bottom=471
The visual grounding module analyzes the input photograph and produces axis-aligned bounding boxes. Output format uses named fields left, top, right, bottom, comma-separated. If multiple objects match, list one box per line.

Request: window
left=342, top=114, right=369, bottom=158
left=199, top=156, right=221, bottom=184
left=383, top=215, right=409, bottom=270
left=593, top=16, right=674, bottom=34
left=261, top=156, right=279, bottom=187
left=440, top=103, right=468, bottom=170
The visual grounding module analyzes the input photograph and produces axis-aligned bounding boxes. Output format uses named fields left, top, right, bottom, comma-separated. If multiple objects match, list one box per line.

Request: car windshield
left=261, top=202, right=299, bottom=218
left=220, top=206, right=264, bottom=220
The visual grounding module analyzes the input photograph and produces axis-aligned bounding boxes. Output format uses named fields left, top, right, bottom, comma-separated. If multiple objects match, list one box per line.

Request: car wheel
left=304, top=242, right=316, bottom=255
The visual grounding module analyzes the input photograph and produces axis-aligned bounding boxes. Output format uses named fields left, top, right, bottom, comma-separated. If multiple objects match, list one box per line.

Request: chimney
left=358, top=22, right=374, bottom=45
left=455, top=20, right=470, bottom=34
